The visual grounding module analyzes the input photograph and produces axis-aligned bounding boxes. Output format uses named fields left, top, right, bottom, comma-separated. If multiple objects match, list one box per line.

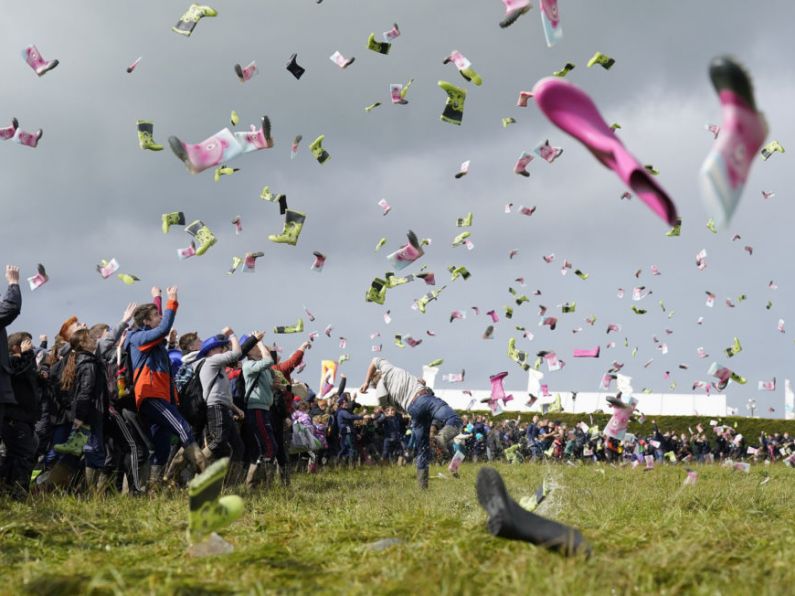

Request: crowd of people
left=0, top=265, right=791, bottom=502
left=0, top=265, right=463, bottom=499
left=453, top=414, right=795, bottom=467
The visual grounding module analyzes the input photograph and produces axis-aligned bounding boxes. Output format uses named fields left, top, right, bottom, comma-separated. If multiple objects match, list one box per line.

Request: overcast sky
left=1, top=1, right=793, bottom=416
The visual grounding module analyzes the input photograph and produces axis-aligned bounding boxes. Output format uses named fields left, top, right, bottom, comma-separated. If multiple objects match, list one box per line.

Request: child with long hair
left=55, top=328, right=109, bottom=488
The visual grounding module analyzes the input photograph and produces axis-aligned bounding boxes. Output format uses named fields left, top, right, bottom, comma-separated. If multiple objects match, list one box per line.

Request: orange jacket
left=126, top=299, right=179, bottom=408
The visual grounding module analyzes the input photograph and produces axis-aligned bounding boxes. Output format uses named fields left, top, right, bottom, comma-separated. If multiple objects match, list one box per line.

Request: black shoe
left=476, top=467, right=590, bottom=557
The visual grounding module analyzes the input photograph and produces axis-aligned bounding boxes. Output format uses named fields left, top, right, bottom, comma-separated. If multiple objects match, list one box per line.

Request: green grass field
left=2, top=463, right=794, bottom=595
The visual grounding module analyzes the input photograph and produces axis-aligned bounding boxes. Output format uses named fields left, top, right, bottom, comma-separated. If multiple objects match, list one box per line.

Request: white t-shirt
left=374, top=358, right=425, bottom=411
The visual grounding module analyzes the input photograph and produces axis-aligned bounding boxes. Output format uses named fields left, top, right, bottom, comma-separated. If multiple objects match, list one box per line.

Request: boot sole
left=169, top=136, right=191, bottom=168
left=709, top=56, right=756, bottom=110
left=500, top=7, right=530, bottom=28
left=36, top=60, right=60, bottom=76
left=476, top=467, right=513, bottom=536
left=262, top=116, right=272, bottom=145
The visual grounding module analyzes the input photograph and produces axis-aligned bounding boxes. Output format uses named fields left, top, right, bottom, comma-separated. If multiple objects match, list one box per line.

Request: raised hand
left=122, top=302, right=137, bottom=323
left=5, top=265, right=20, bottom=285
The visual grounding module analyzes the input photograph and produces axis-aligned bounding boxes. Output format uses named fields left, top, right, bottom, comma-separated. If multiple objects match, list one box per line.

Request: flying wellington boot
left=15, top=129, right=43, bottom=148
left=444, top=52, right=483, bottom=86
left=235, top=115, right=274, bottom=152
left=169, top=128, right=238, bottom=174
left=162, top=211, right=185, bottom=234
left=234, top=61, right=258, bottom=83
left=365, top=278, right=388, bottom=305
left=699, top=56, right=767, bottom=228
left=273, top=318, right=304, bottom=334
left=533, top=76, right=678, bottom=225
left=185, top=220, right=217, bottom=256
left=22, top=44, right=59, bottom=76
left=285, top=53, right=306, bottom=79
left=172, top=4, right=218, bottom=37
left=137, top=120, right=163, bottom=151
left=500, top=0, right=532, bottom=29
left=309, top=134, right=330, bottom=164
left=0, top=117, right=18, bottom=141
left=507, top=338, right=531, bottom=371
left=438, top=81, right=467, bottom=125
left=367, top=33, right=391, bottom=55
left=268, top=209, right=306, bottom=245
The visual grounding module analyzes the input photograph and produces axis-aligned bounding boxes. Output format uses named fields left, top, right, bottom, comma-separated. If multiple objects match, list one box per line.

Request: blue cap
left=198, top=334, right=229, bottom=358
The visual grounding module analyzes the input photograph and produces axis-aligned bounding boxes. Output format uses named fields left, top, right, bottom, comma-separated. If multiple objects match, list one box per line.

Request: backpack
left=231, top=369, right=246, bottom=411
left=117, top=343, right=152, bottom=409
left=177, top=359, right=220, bottom=429
left=103, top=358, right=127, bottom=410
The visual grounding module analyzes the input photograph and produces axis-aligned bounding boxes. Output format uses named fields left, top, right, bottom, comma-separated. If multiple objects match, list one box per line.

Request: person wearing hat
left=359, top=357, right=462, bottom=489
left=198, top=327, right=246, bottom=484
left=126, top=287, right=206, bottom=488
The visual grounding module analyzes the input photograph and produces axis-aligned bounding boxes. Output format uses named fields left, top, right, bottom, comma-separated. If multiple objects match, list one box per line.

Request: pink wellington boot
left=169, top=116, right=272, bottom=174
left=532, top=77, right=679, bottom=226
left=387, top=230, right=424, bottom=271
left=500, top=0, right=532, bottom=28
left=234, top=61, right=258, bottom=83
left=15, top=128, right=43, bottom=148
left=699, top=56, right=767, bottom=228
left=489, top=371, right=509, bottom=402
left=22, top=45, right=59, bottom=77
left=539, top=0, right=562, bottom=47
left=237, top=116, right=273, bottom=150
left=0, top=118, right=18, bottom=141
left=169, top=129, right=234, bottom=174
left=604, top=396, right=638, bottom=442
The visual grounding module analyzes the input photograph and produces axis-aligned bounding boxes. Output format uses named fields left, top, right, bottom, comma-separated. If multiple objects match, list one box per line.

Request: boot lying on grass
left=188, top=458, right=243, bottom=544
left=476, top=467, right=590, bottom=557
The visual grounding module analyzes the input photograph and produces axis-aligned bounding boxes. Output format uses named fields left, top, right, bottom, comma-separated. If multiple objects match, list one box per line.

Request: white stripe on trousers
left=109, top=409, right=143, bottom=492
left=206, top=406, right=225, bottom=453
left=149, top=399, right=190, bottom=445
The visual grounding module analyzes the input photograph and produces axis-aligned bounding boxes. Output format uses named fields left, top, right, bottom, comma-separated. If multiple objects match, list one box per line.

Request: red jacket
left=273, top=348, right=304, bottom=416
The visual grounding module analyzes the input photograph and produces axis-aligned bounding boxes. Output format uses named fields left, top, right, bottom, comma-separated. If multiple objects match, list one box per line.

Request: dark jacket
left=0, top=283, right=22, bottom=405
left=49, top=345, right=74, bottom=424
left=336, top=407, right=363, bottom=435
left=380, top=414, right=404, bottom=438
left=7, top=351, right=42, bottom=423
left=72, top=351, right=109, bottom=424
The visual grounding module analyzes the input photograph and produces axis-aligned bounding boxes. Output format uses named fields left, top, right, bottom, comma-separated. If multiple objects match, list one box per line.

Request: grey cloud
left=1, top=0, right=794, bottom=416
